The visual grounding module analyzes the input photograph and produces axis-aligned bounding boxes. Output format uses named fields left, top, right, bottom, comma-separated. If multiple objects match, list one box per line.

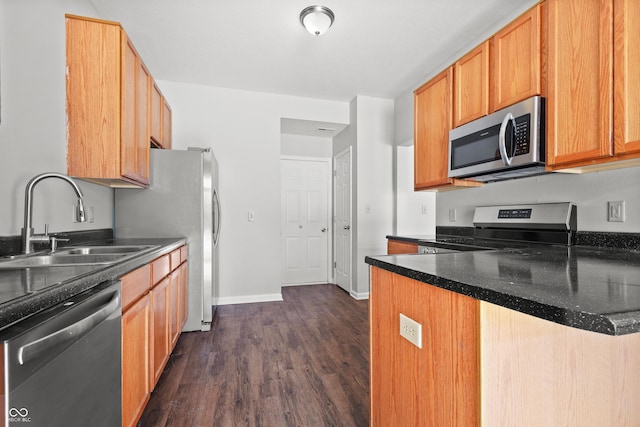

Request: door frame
left=280, top=155, right=333, bottom=284
left=333, top=147, right=353, bottom=295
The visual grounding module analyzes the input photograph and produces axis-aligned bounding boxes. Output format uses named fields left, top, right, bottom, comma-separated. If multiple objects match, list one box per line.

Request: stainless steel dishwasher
left=0, top=280, right=122, bottom=426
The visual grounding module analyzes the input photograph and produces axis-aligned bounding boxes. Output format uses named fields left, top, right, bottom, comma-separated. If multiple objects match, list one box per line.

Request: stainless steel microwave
left=448, top=96, right=546, bottom=182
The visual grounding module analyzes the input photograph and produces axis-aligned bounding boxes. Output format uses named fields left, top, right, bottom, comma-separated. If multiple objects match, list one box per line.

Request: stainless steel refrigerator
left=114, top=148, right=221, bottom=332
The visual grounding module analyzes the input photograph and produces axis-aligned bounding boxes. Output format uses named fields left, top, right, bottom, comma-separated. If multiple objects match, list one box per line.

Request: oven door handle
left=17, top=289, right=121, bottom=366
left=498, top=112, right=516, bottom=166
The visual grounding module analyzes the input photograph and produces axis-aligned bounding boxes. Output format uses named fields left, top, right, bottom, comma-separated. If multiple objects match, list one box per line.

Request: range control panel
left=497, top=208, right=533, bottom=219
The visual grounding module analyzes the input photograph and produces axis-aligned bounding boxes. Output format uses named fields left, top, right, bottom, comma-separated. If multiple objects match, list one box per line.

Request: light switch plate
left=399, top=313, right=422, bottom=349
left=608, top=201, right=625, bottom=222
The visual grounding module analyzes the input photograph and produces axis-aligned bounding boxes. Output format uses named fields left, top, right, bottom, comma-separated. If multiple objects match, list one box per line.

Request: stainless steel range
left=419, top=202, right=577, bottom=253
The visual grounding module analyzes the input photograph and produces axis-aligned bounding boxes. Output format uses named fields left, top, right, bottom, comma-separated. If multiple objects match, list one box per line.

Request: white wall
left=156, top=80, right=349, bottom=303
left=354, top=96, right=395, bottom=297
left=331, top=97, right=395, bottom=298
left=280, top=134, right=332, bottom=158
left=437, top=168, right=640, bottom=232
left=396, top=145, right=435, bottom=235
left=0, top=0, right=114, bottom=238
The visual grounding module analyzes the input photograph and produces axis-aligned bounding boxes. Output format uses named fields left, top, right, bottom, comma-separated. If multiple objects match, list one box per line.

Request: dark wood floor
left=139, top=284, right=370, bottom=427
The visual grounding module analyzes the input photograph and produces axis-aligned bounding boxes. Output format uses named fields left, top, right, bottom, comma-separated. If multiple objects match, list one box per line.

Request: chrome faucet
left=22, top=172, right=87, bottom=254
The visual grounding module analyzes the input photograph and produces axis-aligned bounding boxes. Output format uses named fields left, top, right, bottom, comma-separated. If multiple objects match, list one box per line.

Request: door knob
left=343, top=225, right=350, bottom=230
left=321, top=228, right=327, bottom=232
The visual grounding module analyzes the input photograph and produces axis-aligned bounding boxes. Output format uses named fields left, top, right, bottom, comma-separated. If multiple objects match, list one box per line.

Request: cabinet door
left=414, top=69, right=454, bottom=189
left=179, top=262, right=188, bottom=330
left=370, top=267, right=479, bottom=426
left=122, top=294, right=151, bottom=427
left=121, top=32, right=149, bottom=185
left=163, top=100, right=172, bottom=150
left=136, top=61, right=150, bottom=182
left=547, top=0, right=613, bottom=168
left=121, top=34, right=140, bottom=181
left=613, top=0, right=640, bottom=155
left=66, top=16, right=121, bottom=180
left=150, top=81, right=163, bottom=147
left=414, top=69, right=481, bottom=191
left=491, top=4, right=544, bottom=110
left=454, top=41, right=489, bottom=127
left=151, top=276, right=170, bottom=386
left=169, top=268, right=181, bottom=347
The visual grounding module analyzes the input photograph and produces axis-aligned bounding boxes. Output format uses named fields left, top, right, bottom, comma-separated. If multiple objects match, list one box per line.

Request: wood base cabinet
left=386, top=239, right=418, bottom=255
left=121, top=245, right=188, bottom=427
left=370, top=267, right=640, bottom=426
left=370, top=267, right=479, bottom=426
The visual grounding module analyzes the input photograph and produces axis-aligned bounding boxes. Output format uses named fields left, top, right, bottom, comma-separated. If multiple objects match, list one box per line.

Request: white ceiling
left=89, top=0, right=537, bottom=102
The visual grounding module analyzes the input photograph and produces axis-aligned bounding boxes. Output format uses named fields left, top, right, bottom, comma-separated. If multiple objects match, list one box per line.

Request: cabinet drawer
left=180, top=245, right=188, bottom=264
left=170, top=248, right=181, bottom=271
left=121, top=264, right=151, bottom=311
left=151, top=255, right=170, bottom=286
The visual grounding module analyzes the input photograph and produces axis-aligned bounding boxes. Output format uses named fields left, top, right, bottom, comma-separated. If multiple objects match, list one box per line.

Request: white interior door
left=334, top=148, right=352, bottom=293
left=281, top=158, right=330, bottom=285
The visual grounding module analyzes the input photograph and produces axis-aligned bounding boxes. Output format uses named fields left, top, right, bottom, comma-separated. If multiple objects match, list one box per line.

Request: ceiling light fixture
left=300, top=5, right=335, bottom=36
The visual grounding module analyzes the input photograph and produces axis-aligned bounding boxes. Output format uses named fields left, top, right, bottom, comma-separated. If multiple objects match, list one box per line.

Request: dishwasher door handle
left=17, top=289, right=121, bottom=366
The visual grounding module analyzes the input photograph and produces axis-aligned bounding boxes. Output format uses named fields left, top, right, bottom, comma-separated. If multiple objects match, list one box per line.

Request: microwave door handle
left=498, top=112, right=516, bottom=166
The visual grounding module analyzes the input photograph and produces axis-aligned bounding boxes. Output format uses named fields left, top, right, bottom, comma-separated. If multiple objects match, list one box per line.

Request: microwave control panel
left=513, top=114, right=531, bottom=155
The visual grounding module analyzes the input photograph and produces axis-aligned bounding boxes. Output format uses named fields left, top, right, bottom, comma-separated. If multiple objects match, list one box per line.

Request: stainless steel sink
left=0, top=245, right=159, bottom=269
left=53, top=245, right=156, bottom=255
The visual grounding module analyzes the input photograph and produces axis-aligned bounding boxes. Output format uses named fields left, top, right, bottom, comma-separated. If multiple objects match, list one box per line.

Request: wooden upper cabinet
left=66, top=14, right=171, bottom=187
left=150, top=81, right=163, bottom=147
left=491, top=3, right=545, bottom=111
left=414, top=68, right=482, bottom=191
left=120, top=37, right=150, bottom=184
left=414, top=69, right=454, bottom=190
left=453, top=41, right=489, bottom=127
left=546, top=0, right=614, bottom=169
left=163, top=100, right=172, bottom=149
left=613, top=0, right=640, bottom=156
left=150, top=81, right=173, bottom=149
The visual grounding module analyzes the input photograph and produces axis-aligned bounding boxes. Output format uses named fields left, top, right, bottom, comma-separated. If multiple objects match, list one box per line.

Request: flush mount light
left=300, top=5, right=335, bottom=36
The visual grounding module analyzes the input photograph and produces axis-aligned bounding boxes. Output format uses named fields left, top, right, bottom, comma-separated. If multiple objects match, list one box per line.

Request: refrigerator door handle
left=213, top=187, right=221, bottom=248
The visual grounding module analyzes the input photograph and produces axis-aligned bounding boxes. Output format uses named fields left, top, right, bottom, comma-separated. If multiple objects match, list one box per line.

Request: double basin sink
left=0, top=245, right=159, bottom=269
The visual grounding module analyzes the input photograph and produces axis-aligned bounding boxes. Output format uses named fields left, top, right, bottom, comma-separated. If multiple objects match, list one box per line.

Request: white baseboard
left=351, top=291, right=369, bottom=300
left=215, top=293, right=283, bottom=305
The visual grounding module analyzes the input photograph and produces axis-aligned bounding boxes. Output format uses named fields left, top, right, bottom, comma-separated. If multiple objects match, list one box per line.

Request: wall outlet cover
left=399, top=313, right=422, bottom=349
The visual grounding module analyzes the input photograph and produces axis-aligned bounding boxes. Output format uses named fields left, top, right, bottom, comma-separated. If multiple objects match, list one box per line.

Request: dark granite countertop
left=386, top=235, right=436, bottom=243
left=366, top=244, right=640, bottom=336
left=0, top=237, right=186, bottom=330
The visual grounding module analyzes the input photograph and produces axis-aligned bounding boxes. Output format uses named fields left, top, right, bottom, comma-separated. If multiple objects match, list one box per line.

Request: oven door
left=448, top=96, right=544, bottom=179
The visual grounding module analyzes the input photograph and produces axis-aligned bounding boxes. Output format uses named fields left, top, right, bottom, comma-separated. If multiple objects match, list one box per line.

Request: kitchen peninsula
left=366, top=244, right=640, bottom=426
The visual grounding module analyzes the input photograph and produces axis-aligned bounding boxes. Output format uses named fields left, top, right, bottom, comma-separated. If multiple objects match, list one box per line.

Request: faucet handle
left=49, top=236, right=70, bottom=252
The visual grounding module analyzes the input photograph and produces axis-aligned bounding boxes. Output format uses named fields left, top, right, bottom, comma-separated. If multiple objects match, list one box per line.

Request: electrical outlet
left=449, top=208, right=457, bottom=222
left=608, top=201, right=625, bottom=222
left=399, top=313, right=422, bottom=349
left=248, top=211, right=255, bottom=222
